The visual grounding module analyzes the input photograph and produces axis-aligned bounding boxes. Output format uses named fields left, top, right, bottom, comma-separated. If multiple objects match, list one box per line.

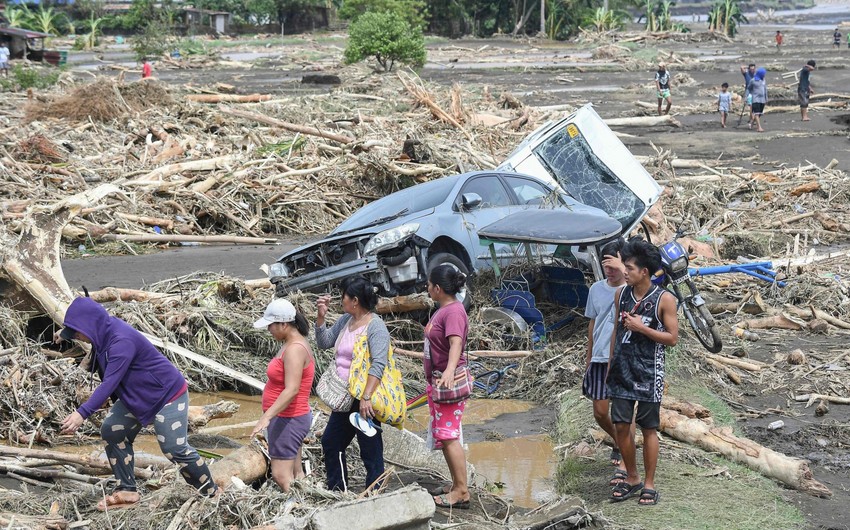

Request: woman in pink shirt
left=424, top=265, right=470, bottom=509
left=252, top=298, right=315, bottom=492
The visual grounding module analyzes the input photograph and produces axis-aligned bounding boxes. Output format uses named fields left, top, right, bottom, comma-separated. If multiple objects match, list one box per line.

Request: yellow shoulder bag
left=348, top=333, right=407, bottom=428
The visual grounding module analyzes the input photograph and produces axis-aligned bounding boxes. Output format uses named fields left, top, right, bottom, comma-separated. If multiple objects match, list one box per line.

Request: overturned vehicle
left=270, top=104, right=662, bottom=300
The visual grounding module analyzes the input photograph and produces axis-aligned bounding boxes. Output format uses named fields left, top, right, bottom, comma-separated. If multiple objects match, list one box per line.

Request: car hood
left=498, top=103, right=661, bottom=236
left=278, top=208, right=435, bottom=261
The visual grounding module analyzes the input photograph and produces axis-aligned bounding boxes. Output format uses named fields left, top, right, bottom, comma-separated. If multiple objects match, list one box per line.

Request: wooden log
left=115, top=212, right=174, bottom=230
left=0, top=447, right=152, bottom=479
left=603, top=115, right=682, bottom=128
left=0, top=512, right=68, bottom=530
left=87, top=287, right=176, bottom=303
left=661, top=397, right=713, bottom=420
left=705, top=357, right=742, bottom=384
left=789, top=181, right=820, bottom=196
left=187, top=400, right=240, bottom=429
left=794, top=393, right=850, bottom=407
left=187, top=94, right=272, bottom=103
left=129, top=155, right=237, bottom=183
left=736, top=314, right=803, bottom=331
left=375, top=293, right=433, bottom=314
left=100, top=234, right=277, bottom=245
left=783, top=306, right=850, bottom=330
left=208, top=442, right=268, bottom=490
left=768, top=211, right=815, bottom=228
left=219, top=108, right=353, bottom=144
left=660, top=408, right=832, bottom=497
left=703, top=353, right=765, bottom=372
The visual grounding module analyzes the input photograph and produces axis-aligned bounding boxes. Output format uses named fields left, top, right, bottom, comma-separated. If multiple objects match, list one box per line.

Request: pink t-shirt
left=334, top=323, right=367, bottom=381
left=424, top=302, right=468, bottom=380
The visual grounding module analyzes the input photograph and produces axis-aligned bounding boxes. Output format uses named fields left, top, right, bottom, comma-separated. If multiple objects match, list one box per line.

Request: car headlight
left=364, top=223, right=420, bottom=255
left=269, top=262, right=289, bottom=279
left=669, top=256, right=688, bottom=273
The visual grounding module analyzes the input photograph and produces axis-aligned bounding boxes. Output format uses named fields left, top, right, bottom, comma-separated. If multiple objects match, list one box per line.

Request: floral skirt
left=426, top=383, right=466, bottom=445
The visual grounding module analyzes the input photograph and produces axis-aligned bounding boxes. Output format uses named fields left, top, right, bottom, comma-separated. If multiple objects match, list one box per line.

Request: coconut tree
left=707, top=0, right=747, bottom=37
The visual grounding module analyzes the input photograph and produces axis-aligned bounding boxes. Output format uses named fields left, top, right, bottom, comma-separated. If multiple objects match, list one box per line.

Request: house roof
left=0, top=26, right=51, bottom=39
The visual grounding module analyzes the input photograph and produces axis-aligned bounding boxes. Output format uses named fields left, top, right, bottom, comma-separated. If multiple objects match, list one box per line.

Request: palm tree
left=4, top=5, right=33, bottom=28
left=31, top=7, right=67, bottom=36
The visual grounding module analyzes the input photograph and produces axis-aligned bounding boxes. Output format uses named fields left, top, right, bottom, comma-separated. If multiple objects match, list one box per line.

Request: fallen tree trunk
left=660, top=409, right=832, bottom=497
left=376, top=293, right=433, bottom=314
left=101, top=234, right=277, bottom=245
left=208, top=442, right=268, bottom=490
left=87, top=287, right=177, bottom=303
left=187, top=94, right=272, bottom=103
left=794, top=393, right=850, bottom=407
left=128, top=155, right=237, bottom=183
left=0, top=446, right=153, bottom=479
left=784, top=305, right=850, bottom=330
left=736, top=313, right=803, bottom=331
left=703, top=353, right=765, bottom=372
left=187, top=400, right=240, bottom=429
left=604, top=115, right=682, bottom=128
left=219, top=108, right=353, bottom=145
left=0, top=512, right=67, bottom=530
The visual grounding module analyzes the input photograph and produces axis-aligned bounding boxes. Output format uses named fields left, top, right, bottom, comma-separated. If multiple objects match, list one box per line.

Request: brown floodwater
left=44, top=392, right=557, bottom=508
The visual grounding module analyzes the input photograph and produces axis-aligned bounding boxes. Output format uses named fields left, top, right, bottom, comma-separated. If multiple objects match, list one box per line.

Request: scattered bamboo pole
left=101, top=234, right=277, bottom=245
left=794, top=394, right=850, bottom=407
left=219, top=107, right=353, bottom=144
left=187, top=94, right=272, bottom=103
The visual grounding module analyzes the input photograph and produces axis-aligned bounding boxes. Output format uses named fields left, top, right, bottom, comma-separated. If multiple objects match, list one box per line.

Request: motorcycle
left=655, top=229, right=723, bottom=353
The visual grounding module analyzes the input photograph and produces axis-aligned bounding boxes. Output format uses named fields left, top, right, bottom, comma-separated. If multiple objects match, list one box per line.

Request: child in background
left=717, top=83, right=732, bottom=128
left=775, top=30, right=783, bottom=48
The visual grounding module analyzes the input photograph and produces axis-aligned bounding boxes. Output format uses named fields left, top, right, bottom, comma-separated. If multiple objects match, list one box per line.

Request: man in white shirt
left=0, top=42, right=11, bottom=78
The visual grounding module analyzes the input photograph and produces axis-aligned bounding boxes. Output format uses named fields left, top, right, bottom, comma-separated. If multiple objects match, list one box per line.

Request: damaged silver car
left=270, top=104, right=661, bottom=301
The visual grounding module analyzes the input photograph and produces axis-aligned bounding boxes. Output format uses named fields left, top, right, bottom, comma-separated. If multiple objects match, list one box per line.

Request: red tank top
left=262, top=344, right=314, bottom=417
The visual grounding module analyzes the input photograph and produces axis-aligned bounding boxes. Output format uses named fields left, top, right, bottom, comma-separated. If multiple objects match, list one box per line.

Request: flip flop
left=639, top=488, right=660, bottom=506
left=96, top=493, right=139, bottom=512
left=433, top=493, right=470, bottom=509
left=609, top=469, right=628, bottom=487
left=610, top=481, right=643, bottom=503
left=349, top=412, right=379, bottom=437
left=609, top=447, right=622, bottom=466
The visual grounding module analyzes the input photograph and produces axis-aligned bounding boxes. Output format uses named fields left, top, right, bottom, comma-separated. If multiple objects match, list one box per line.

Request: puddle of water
left=467, top=435, right=558, bottom=508
left=29, top=393, right=556, bottom=508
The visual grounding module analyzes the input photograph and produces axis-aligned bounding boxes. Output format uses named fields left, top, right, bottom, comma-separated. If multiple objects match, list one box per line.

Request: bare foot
left=802, top=118, right=811, bottom=121
left=757, top=128, right=765, bottom=132
left=97, top=491, right=140, bottom=511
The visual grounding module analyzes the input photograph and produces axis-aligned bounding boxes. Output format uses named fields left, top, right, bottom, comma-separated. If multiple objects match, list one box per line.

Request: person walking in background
left=747, top=68, right=768, bottom=132
left=740, top=63, right=756, bottom=126
left=316, top=276, right=389, bottom=492
left=717, top=82, right=733, bottom=128
left=798, top=59, right=816, bottom=122
left=582, top=239, right=633, bottom=488
left=57, top=297, right=217, bottom=510
left=142, top=59, right=152, bottom=79
left=252, top=298, right=315, bottom=492
left=0, top=42, right=10, bottom=78
left=654, top=62, right=672, bottom=115
left=775, top=30, right=783, bottom=48
left=424, top=265, right=471, bottom=509
left=607, top=240, right=679, bottom=506
left=833, top=28, right=842, bottom=48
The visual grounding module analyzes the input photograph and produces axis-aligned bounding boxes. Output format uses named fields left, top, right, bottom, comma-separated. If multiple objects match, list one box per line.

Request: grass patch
left=633, top=46, right=660, bottom=63
left=553, top=344, right=803, bottom=530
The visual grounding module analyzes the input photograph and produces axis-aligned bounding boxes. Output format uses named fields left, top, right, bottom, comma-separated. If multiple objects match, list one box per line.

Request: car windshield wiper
left=333, top=208, right=410, bottom=236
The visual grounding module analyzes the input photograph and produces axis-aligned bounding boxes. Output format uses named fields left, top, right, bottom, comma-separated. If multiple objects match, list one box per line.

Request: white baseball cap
left=253, top=298, right=297, bottom=328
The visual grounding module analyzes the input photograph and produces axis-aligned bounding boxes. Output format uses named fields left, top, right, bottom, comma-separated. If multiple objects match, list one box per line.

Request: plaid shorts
left=582, top=362, right=610, bottom=401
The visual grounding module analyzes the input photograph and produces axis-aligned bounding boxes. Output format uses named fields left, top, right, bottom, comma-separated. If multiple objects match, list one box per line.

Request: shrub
left=132, top=19, right=177, bottom=61
left=0, top=64, right=61, bottom=91
left=343, top=11, right=426, bottom=72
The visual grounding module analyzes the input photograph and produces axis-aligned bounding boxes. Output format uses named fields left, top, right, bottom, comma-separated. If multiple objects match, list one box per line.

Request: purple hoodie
left=63, top=297, right=186, bottom=426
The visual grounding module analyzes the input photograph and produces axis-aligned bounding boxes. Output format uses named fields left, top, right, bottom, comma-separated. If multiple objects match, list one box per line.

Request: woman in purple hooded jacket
left=58, top=297, right=217, bottom=510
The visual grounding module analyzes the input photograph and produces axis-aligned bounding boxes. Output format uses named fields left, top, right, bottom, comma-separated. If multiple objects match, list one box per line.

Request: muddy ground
left=23, top=10, right=850, bottom=530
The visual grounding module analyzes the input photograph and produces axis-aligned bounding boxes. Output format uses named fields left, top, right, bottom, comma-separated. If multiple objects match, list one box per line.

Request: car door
left=454, top=174, right=526, bottom=269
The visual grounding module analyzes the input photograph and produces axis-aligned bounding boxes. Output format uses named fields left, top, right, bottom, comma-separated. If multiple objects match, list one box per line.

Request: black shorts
left=581, top=362, right=609, bottom=401
left=611, top=398, right=661, bottom=430
left=751, top=102, right=765, bottom=115
left=797, top=91, right=809, bottom=108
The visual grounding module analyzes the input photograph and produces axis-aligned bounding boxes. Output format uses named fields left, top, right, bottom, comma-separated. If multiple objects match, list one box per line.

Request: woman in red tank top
left=252, top=299, right=315, bottom=492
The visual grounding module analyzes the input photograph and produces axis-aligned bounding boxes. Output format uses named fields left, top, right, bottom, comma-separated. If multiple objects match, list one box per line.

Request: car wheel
left=427, top=252, right=472, bottom=310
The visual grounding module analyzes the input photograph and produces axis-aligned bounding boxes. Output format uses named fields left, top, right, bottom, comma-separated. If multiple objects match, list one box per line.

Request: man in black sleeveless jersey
left=607, top=240, right=679, bottom=506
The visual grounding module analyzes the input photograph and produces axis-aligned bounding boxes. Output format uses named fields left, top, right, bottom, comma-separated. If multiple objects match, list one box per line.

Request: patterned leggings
left=101, top=393, right=216, bottom=495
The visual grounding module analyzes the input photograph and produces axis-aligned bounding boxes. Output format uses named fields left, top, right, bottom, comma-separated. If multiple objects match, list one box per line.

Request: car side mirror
left=461, top=193, right=482, bottom=211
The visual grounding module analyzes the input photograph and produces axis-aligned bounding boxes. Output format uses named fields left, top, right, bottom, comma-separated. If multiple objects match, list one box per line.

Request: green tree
left=344, top=11, right=426, bottom=71
left=4, top=5, right=33, bottom=28
left=31, top=7, right=69, bottom=36
left=339, top=0, right=427, bottom=29
left=707, top=0, right=747, bottom=37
